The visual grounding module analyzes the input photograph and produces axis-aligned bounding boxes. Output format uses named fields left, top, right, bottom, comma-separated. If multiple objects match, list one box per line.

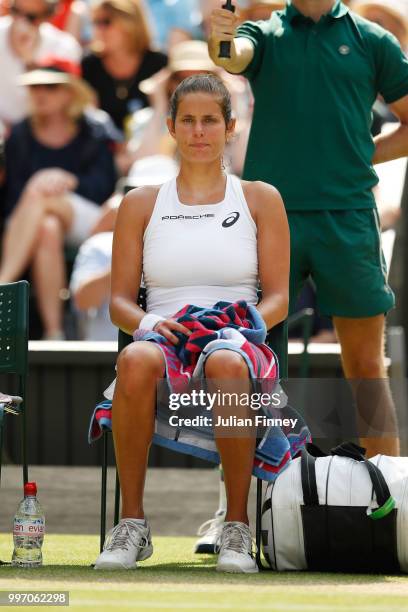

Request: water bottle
left=12, top=482, right=45, bottom=567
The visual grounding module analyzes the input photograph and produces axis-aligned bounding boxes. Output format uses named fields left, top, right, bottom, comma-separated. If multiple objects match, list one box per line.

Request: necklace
left=115, top=77, right=136, bottom=100
left=104, top=53, right=142, bottom=100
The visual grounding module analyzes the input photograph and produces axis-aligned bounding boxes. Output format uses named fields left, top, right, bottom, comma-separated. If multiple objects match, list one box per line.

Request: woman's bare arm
left=109, top=187, right=157, bottom=334
left=244, top=181, right=290, bottom=330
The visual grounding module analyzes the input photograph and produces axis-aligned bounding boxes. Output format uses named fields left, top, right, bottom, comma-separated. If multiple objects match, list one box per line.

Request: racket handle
left=219, top=40, right=232, bottom=59
left=218, top=0, right=235, bottom=59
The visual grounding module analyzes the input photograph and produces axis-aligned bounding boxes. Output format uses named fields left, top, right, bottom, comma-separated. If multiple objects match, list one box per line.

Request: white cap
left=128, top=155, right=179, bottom=186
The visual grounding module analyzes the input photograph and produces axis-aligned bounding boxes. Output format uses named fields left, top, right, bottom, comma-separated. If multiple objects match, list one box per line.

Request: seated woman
left=82, top=0, right=167, bottom=135
left=94, top=74, right=289, bottom=573
left=1, top=58, right=117, bottom=339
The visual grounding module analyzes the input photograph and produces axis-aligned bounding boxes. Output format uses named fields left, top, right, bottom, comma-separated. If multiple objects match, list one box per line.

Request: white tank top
left=143, top=175, right=258, bottom=318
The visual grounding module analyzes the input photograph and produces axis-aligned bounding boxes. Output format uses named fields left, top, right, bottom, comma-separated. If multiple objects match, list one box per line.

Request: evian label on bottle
left=13, top=518, right=45, bottom=537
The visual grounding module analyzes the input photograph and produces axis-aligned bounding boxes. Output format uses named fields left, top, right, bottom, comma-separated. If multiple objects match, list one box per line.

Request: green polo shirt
left=236, top=1, right=408, bottom=210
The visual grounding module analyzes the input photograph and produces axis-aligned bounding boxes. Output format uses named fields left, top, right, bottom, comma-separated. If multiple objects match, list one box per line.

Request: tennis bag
left=261, top=442, right=408, bottom=573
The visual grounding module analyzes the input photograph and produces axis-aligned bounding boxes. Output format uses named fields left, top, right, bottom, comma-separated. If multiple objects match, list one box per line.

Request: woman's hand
left=154, top=319, right=192, bottom=345
left=26, top=169, right=78, bottom=197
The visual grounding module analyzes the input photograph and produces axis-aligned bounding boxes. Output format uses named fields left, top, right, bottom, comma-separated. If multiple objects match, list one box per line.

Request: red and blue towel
left=88, top=301, right=311, bottom=481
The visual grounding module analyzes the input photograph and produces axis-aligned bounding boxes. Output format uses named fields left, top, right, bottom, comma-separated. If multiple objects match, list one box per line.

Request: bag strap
left=301, top=443, right=326, bottom=506
left=330, top=443, right=395, bottom=519
left=301, top=442, right=395, bottom=519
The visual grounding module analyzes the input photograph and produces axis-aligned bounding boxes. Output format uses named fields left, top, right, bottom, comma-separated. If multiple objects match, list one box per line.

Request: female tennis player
left=95, top=74, right=289, bottom=573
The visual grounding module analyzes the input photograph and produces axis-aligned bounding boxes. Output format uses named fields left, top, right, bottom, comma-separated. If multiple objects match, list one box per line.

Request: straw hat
left=139, top=41, right=217, bottom=96
left=168, top=40, right=217, bottom=74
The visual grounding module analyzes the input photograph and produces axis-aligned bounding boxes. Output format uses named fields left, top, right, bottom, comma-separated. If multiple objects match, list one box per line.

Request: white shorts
left=66, top=193, right=102, bottom=247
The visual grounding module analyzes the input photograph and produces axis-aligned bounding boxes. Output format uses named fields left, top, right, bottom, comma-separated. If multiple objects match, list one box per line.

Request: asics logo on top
left=222, top=212, right=240, bottom=228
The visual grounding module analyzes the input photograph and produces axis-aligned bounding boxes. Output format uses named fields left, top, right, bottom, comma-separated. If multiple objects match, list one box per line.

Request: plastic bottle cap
left=24, top=482, right=37, bottom=496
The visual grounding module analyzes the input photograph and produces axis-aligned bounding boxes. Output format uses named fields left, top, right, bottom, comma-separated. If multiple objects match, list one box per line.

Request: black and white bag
left=261, top=442, right=408, bottom=573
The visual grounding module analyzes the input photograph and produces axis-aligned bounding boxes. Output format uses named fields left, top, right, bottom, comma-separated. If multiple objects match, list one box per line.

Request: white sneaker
left=216, top=521, right=258, bottom=574
left=94, top=518, right=153, bottom=570
left=194, top=510, right=226, bottom=554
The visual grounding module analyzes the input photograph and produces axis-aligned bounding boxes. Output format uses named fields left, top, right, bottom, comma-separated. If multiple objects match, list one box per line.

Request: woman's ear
left=166, top=116, right=176, bottom=139
left=226, top=118, right=236, bottom=143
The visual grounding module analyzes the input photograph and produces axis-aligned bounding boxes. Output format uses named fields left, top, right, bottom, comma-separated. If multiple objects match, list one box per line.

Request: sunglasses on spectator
left=92, top=17, right=113, bottom=28
left=10, top=5, right=52, bottom=23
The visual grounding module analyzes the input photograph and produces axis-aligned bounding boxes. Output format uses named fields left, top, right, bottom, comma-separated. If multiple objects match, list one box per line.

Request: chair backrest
left=0, top=281, right=29, bottom=376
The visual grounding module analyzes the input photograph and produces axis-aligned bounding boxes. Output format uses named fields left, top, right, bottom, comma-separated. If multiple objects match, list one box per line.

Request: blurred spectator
left=126, top=39, right=250, bottom=175
left=145, top=0, right=202, bottom=51
left=0, top=0, right=81, bottom=125
left=354, top=0, right=408, bottom=50
left=50, top=0, right=91, bottom=45
left=1, top=58, right=117, bottom=339
left=81, top=0, right=167, bottom=134
left=70, top=231, right=115, bottom=340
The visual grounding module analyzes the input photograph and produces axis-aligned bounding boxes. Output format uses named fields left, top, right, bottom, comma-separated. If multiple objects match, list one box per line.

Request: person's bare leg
left=0, top=188, right=73, bottom=283
left=205, top=350, right=256, bottom=525
left=112, top=342, right=165, bottom=519
left=333, top=315, right=399, bottom=457
left=31, top=215, right=66, bottom=338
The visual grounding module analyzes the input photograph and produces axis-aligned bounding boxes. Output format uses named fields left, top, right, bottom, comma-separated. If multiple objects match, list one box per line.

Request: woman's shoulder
left=80, top=108, right=123, bottom=143
left=5, top=118, right=32, bottom=148
left=240, top=179, right=285, bottom=219
left=81, top=51, right=100, bottom=66
left=140, top=49, right=168, bottom=76
left=119, top=185, right=162, bottom=220
left=81, top=52, right=104, bottom=77
left=241, top=179, right=282, bottom=200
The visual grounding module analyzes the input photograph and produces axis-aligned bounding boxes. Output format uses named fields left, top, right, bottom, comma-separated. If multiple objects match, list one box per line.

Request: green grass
left=1, top=535, right=408, bottom=611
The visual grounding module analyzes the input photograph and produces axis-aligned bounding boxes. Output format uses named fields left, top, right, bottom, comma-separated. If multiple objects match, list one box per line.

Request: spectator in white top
left=70, top=231, right=116, bottom=341
left=0, top=0, right=81, bottom=125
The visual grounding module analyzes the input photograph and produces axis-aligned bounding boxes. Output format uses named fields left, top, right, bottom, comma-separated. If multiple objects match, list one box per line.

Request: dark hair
left=169, top=74, right=232, bottom=126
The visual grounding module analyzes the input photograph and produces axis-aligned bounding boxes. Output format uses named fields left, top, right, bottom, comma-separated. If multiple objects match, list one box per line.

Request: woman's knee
left=116, top=342, right=165, bottom=395
left=205, top=350, right=249, bottom=379
left=36, top=215, right=64, bottom=250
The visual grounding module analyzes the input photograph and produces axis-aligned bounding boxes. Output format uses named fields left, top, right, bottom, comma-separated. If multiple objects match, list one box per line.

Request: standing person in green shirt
left=208, top=0, right=408, bottom=458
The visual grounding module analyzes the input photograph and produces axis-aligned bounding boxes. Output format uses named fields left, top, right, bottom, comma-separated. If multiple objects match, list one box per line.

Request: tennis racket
left=218, top=0, right=236, bottom=59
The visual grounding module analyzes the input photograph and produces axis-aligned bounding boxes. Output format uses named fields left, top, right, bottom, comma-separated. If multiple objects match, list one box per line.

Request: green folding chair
left=0, top=281, right=30, bottom=488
